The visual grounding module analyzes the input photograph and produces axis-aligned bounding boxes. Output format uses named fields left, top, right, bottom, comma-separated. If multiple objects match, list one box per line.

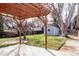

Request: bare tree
left=76, top=4, right=79, bottom=37
left=64, top=4, right=76, bottom=36
left=47, top=3, right=76, bottom=36
left=3, top=16, right=19, bottom=34
left=0, top=15, right=4, bottom=37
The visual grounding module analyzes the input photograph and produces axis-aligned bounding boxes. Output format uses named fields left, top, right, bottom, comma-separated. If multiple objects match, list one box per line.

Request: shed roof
left=0, top=3, right=50, bottom=20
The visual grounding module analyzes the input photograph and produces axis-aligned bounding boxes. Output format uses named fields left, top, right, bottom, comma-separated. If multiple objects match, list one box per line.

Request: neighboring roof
left=47, top=23, right=59, bottom=28
left=0, top=3, right=50, bottom=20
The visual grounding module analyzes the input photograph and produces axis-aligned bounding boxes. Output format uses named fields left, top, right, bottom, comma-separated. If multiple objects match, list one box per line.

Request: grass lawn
left=0, top=34, right=67, bottom=50
left=0, top=37, right=18, bottom=42
left=26, top=34, right=66, bottom=50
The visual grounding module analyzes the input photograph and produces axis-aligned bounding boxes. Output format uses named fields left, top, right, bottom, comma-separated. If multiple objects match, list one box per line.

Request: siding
left=47, top=26, right=60, bottom=36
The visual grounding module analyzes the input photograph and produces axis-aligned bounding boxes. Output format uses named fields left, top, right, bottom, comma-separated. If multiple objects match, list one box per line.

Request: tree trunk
left=77, top=30, right=79, bottom=37
left=23, top=30, right=26, bottom=40
left=0, top=15, right=4, bottom=32
left=77, top=4, right=79, bottom=37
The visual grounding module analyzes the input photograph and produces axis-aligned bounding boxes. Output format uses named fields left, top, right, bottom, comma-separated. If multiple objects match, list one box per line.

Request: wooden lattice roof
left=0, top=3, right=50, bottom=20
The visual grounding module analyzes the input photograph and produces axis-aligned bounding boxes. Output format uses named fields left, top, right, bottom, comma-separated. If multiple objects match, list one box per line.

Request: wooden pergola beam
left=0, top=3, right=50, bottom=19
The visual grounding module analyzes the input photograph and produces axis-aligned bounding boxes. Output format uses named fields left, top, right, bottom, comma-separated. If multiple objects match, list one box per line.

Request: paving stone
left=60, top=39, right=79, bottom=56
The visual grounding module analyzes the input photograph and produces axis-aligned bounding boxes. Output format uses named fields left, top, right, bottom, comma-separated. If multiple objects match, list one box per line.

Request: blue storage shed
left=46, top=25, right=60, bottom=36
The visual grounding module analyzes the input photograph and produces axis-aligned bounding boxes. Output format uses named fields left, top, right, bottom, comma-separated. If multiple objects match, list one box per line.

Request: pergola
left=0, top=3, right=50, bottom=49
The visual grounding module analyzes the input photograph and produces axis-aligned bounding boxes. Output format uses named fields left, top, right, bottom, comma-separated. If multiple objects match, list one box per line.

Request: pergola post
left=44, top=16, right=48, bottom=49
left=44, top=22, right=47, bottom=49
left=38, top=16, right=48, bottom=49
left=13, top=16, right=22, bottom=45
left=18, top=20, right=23, bottom=44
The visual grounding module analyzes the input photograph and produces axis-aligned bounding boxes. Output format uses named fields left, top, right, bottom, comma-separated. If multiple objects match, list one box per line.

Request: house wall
left=46, top=26, right=60, bottom=36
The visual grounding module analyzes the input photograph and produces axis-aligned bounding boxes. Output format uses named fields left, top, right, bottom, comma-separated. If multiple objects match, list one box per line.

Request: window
left=48, top=29, right=50, bottom=31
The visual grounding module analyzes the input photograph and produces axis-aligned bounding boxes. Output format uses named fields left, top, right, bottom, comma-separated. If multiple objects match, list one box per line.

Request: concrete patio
left=0, top=44, right=69, bottom=56
left=60, top=39, right=79, bottom=56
